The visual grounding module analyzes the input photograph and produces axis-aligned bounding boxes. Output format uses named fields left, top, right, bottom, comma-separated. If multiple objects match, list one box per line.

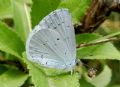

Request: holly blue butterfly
left=26, top=8, right=76, bottom=71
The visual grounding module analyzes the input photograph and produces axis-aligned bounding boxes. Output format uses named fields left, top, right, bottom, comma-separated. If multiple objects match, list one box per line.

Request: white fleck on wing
left=26, top=28, right=75, bottom=69
left=38, top=8, right=76, bottom=60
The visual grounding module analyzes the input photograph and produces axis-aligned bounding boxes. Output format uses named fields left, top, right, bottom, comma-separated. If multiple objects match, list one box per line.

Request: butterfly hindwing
left=38, top=9, right=76, bottom=60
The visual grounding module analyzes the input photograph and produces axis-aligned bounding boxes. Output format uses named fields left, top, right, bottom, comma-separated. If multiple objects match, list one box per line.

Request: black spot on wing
left=54, top=27, right=57, bottom=29
left=57, top=38, right=59, bottom=40
left=58, top=23, right=61, bottom=26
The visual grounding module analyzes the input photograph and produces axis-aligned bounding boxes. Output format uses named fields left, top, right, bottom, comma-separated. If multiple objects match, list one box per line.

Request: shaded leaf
left=79, top=78, right=95, bottom=87
left=110, top=85, right=120, bottom=87
left=31, top=0, right=61, bottom=27
left=0, top=65, right=8, bottom=75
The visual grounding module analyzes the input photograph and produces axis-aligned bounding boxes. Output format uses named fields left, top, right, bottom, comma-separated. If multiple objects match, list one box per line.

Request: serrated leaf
left=23, top=52, right=80, bottom=87
left=76, top=33, right=120, bottom=60
left=0, top=0, right=12, bottom=19
left=0, top=68, right=28, bottom=87
left=85, top=65, right=112, bottom=87
left=31, top=0, right=61, bottom=27
left=12, top=0, right=31, bottom=42
left=0, top=22, right=25, bottom=58
left=59, top=0, right=91, bottom=23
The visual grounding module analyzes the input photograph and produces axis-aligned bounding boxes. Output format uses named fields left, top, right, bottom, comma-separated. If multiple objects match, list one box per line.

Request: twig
left=76, top=37, right=119, bottom=48
left=75, top=0, right=120, bottom=34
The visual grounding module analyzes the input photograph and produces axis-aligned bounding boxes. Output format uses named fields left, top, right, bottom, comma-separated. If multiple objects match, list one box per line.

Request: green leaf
left=23, top=52, right=49, bottom=87
left=48, top=73, right=80, bottom=87
left=0, top=0, right=12, bottom=19
left=110, top=85, right=120, bottom=87
left=59, top=0, right=91, bottom=23
left=23, top=52, right=80, bottom=87
left=0, top=22, right=25, bottom=58
left=76, top=33, right=100, bottom=44
left=31, top=0, right=61, bottom=27
left=85, top=65, right=112, bottom=87
left=91, top=31, right=120, bottom=43
left=0, top=68, right=28, bottom=87
left=76, top=33, right=120, bottom=60
left=12, top=0, right=31, bottom=42
left=79, top=78, right=95, bottom=87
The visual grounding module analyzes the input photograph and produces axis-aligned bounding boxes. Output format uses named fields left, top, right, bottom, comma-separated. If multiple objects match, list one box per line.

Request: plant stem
left=76, top=37, right=119, bottom=48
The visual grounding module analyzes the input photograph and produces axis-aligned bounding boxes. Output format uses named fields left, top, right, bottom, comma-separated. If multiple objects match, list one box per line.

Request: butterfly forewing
left=38, top=9, right=76, bottom=60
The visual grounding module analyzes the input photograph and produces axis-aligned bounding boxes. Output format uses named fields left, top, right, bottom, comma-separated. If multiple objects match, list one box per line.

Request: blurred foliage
left=0, top=0, right=12, bottom=19
left=0, top=0, right=120, bottom=87
left=58, top=0, right=91, bottom=23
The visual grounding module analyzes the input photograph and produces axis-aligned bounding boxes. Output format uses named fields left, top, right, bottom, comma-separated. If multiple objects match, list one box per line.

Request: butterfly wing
left=26, top=28, right=75, bottom=70
left=38, top=8, right=76, bottom=61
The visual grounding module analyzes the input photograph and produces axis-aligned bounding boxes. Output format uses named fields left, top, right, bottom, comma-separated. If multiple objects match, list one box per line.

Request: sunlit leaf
left=0, top=68, right=28, bottom=87
left=23, top=52, right=49, bottom=87
left=0, top=0, right=12, bottom=19
left=48, top=73, right=80, bottom=87
left=76, top=33, right=120, bottom=60
left=0, top=22, right=25, bottom=58
left=12, top=0, right=31, bottom=42
left=59, top=0, right=91, bottom=23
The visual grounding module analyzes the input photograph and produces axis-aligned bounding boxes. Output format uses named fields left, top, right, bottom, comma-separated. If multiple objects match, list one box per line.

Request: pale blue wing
left=26, top=28, right=75, bottom=70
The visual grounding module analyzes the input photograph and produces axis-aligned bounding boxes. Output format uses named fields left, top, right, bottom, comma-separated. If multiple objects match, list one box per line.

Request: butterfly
left=26, top=8, right=76, bottom=71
